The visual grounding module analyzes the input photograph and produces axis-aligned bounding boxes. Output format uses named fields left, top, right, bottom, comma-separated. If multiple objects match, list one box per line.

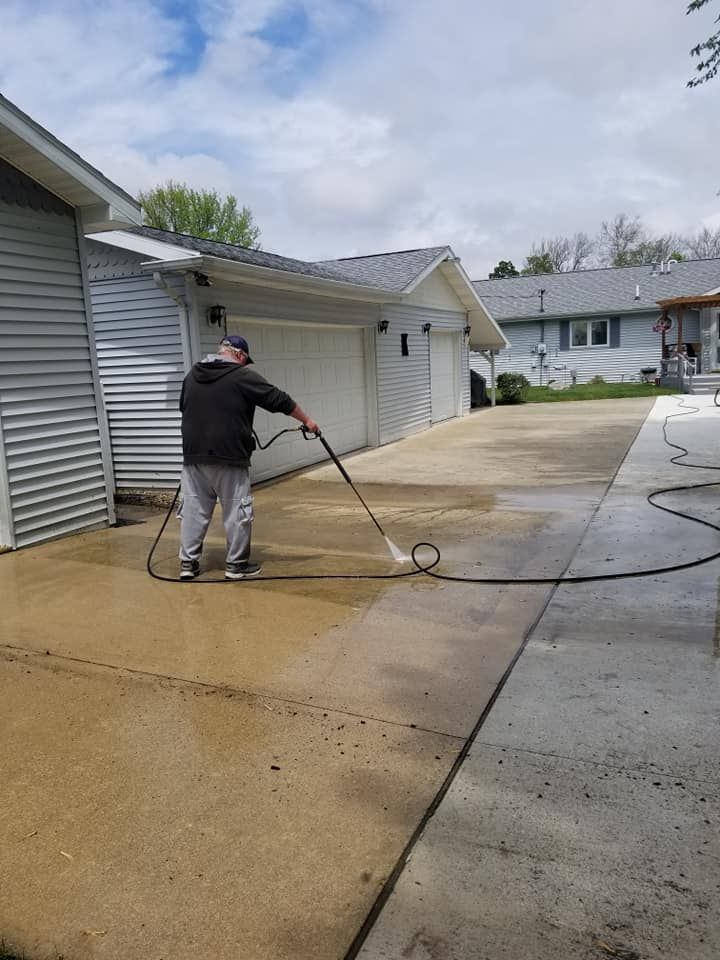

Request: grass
left=517, top=383, right=678, bottom=403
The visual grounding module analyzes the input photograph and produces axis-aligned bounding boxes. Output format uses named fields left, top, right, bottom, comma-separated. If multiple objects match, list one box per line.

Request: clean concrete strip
left=357, top=396, right=720, bottom=960
left=346, top=400, right=652, bottom=959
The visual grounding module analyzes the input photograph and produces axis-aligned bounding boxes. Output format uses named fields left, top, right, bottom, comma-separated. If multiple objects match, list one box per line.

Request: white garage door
left=430, top=332, right=459, bottom=423
left=227, top=321, right=368, bottom=482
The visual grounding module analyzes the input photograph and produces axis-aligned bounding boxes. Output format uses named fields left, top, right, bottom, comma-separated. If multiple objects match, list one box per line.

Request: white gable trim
left=86, top=230, right=203, bottom=262
left=0, top=95, right=141, bottom=229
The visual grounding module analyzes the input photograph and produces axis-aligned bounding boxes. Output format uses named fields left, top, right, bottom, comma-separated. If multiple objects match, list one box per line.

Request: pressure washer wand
left=307, top=429, right=409, bottom=563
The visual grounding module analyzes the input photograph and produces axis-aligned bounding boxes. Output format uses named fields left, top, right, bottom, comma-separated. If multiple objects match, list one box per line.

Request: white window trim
left=570, top=318, right=609, bottom=349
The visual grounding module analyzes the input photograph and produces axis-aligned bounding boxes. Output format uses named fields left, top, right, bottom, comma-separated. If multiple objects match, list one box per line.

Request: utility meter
left=537, top=342, right=547, bottom=355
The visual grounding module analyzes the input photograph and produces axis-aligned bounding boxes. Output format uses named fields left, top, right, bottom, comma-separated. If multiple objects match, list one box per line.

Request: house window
left=570, top=319, right=608, bottom=348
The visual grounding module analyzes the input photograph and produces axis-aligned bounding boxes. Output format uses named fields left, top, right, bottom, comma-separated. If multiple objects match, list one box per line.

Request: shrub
left=589, top=375, right=606, bottom=384
left=496, top=371, right=530, bottom=403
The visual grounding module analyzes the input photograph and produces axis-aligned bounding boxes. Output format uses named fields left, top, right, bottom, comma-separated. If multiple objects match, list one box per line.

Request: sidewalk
left=0, top=399, right=652, bottom=960
left=358, top=395, right=720, bottom=960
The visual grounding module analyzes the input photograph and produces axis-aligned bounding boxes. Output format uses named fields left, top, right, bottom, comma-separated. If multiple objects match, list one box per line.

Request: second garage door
left=430, top=331, right=459, bottom=423
left=225, top=321, right=369, bottom=482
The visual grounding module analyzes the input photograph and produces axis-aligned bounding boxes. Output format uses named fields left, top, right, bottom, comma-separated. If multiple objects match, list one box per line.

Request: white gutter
left=143, top=255, right=404, bottom=304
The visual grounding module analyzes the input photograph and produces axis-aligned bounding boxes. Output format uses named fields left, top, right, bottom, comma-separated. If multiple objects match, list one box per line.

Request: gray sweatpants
left=178, top=464, right=253, bottom=565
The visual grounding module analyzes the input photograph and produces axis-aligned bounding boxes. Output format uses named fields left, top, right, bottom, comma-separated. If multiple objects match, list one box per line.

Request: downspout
left=153, top=271, right=194, bottom=370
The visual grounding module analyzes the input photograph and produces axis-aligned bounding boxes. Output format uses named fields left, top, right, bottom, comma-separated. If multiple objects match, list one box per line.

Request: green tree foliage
left=138, top=181, right=261, bottom=247
left=521, top=252, right=555, bottom=275
left=687, top=0, right=720, bottom=87
left=488, top=260, right=520, bottom=278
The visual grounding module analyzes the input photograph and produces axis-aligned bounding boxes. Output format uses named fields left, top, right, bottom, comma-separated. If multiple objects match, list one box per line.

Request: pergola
left=656, top=293, right=720, bottom=358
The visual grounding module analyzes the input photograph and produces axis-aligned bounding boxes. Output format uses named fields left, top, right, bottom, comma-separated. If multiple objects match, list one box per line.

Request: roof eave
left=144, top=255, right=404, bottom=303
left=433, top=258, right=509, bottom=349
left=0, top=96, right=141, bottom=228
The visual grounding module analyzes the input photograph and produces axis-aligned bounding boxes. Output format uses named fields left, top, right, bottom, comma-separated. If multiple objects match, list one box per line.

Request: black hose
left=147, top=396, right=720, bottom=585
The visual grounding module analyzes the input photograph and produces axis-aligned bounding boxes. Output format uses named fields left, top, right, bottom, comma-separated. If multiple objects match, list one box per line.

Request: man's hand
left=303, top=418, right=320, bottom=435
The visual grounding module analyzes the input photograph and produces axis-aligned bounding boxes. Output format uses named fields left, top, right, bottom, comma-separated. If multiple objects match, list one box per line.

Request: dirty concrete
left=358, top=396, right=720, bottom=960
left=0, top=399, right=652, bottom=960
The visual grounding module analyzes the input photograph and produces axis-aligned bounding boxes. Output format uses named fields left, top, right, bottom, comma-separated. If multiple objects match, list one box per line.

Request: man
left=178, top=335, right=319, bottom=580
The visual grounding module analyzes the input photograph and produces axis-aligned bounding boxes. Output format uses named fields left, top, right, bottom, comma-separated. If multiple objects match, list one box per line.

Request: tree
left=521, top=251, right=555, bottom=275
left=687, top=225, right=720, bottom=257
left=567, top=232, right=595, bottom=270
left=599, top=213, right=644, bottom=266
left=138, top=181, right=261, bottom=247
left=687, top=0, right=720, bottom=87
left=520, top=233, right=594, bottom=274
left=488, top=260, right=520, bottom=279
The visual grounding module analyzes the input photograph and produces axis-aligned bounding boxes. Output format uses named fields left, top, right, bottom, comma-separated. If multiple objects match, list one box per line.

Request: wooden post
left=490, top=351, right=496, bottom=407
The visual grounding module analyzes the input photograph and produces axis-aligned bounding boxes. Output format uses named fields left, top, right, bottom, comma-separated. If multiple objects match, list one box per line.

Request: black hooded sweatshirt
left=180, top=360, right=296, bottom=467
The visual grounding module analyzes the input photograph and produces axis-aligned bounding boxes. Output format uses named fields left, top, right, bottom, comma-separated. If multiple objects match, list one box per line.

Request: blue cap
left=220, top=335, right=253, bottom=363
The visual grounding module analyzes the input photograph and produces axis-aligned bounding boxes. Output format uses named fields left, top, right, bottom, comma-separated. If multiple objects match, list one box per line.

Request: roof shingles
left=130, top=226, right=449, bottom=293
left=474, top=260, right=720, bottom=321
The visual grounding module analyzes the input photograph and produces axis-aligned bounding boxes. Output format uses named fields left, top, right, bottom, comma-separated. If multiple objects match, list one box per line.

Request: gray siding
left=90, top=265, right=185, bottom=488
left=0, top=172, right=111, bottom=547
left=470, top=311, right=701, bottom=387
left=378, top=305, right=466, bottom=445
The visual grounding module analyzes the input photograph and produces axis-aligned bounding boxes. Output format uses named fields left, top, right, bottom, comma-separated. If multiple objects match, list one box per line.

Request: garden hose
left=146, top=397, right=720, bottom=586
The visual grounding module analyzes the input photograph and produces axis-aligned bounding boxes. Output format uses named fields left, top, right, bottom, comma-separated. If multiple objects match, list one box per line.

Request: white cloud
left=1, top=0, right=718, bottom=275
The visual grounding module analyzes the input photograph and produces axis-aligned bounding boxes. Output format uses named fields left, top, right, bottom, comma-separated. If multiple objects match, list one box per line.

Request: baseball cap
left=221, top=335, right=253, bottom=363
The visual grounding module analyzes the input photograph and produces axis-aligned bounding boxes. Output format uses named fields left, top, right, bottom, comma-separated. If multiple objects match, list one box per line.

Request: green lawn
left=518, top=383, right=678, bottom=403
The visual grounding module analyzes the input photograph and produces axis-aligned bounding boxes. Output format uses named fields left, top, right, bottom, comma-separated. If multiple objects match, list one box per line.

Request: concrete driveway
left=0, top=399, right=651, bottom=960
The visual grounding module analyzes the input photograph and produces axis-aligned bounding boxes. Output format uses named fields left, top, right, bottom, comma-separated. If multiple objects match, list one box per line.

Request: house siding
left=378, top=304, right=467, bottom=444
left=87, top=243, right=185, bottom=488
left=470, top=310, right=701, bottom=386
left=0, top=164, right=112, bottom=547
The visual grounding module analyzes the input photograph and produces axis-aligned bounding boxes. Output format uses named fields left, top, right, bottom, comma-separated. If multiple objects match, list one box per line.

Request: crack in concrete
left=0, top=642, right=466, bottom=741
left=474, top=741, right=720, bottom=786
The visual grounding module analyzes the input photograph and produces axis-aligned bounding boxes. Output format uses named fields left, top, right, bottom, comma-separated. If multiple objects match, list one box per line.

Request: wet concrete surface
left=358, top=396, right=720, bottom=960
left=0, top=399, right=653, bottom=960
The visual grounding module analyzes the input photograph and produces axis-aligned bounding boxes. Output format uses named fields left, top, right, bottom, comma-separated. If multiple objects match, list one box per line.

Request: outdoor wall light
left=377, top=318, right=390, bottom=334
left=207, top=304, right=227, bottom=328
left=463, top=323, right=472, bottom=341
left=422, top=322, right=432, bottom=334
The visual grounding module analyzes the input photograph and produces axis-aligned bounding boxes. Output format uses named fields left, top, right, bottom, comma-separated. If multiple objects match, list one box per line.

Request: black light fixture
left=207, top=304, right=227, bottom=329
left=377, top=318, right=389, bottom=334
left=463, top=323, right=472, bottom=341
left=422, top=322, right=432, bottom=334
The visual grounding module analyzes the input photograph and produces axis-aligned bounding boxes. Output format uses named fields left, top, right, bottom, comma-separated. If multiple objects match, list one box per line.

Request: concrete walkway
left=358, top=395, right=720, bottom=960
left=0, top=399, right=652, bottom=960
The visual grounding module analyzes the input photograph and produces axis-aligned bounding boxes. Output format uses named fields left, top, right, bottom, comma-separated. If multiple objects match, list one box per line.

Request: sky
left=1, top=0, right=719, bottom=277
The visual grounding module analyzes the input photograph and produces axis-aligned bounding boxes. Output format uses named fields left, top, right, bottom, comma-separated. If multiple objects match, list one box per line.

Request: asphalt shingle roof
left=130, top=227, right=447, bottom=293
left=474, top=259, right=720, bottom=321
left=129, top=226, right=357, bottom=285
left=314, top=247, right=449, bottom=292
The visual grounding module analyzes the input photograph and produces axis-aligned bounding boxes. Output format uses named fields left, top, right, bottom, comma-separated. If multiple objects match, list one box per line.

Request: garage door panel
left=227, top=321, right=369, bottom=482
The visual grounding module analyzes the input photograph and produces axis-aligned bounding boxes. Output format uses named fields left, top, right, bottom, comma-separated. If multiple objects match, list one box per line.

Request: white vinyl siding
left=0, top=200, right=111, bottom=548
left=90, top=266, right=184, bottom=488
left=377, top=305, right=467, bottom=445
left=471, top=311, right=702, bottom=386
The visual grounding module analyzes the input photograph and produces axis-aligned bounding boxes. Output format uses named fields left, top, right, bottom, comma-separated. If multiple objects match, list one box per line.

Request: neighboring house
left=84, top=227, right=507, bottom=489
left=0, top=94, right=141, bottom=550
left=470, top=259, right=720, bottom=387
